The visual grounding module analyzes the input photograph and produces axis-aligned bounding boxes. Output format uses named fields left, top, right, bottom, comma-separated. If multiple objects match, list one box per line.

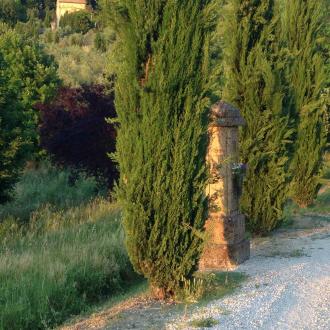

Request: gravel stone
left=167, top=223, right=330, bottom=330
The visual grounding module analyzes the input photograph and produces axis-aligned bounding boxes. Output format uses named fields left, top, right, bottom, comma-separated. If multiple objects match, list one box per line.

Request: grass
left=177, top=272, right=248, bottom=305
left=0, top=162, right=103, bottom=224
left=303, top=154, right=330, bottom=214
left=322, top=154, right=330, bottom=181
left=61, top=280, right=148, bottom=328
left=311, top=190, right=330, bottom=214
left=60, top=272, right=246, bottom=329
left=282, top=190, right=330, bottom=231
left=197, top=272, right=248, bottom=305
left=262, top=248, right=308, bottom=259
left=189, top=317, right=219, bottom=328
left=285, top=190, right=330, bottom=217
left=288, top=249, right=308, bottom=258
left=282, top=154, right=330, bottom=226
left=0, top=201, right=141, bottom=330
left=0, top=164, right=140, bottom=330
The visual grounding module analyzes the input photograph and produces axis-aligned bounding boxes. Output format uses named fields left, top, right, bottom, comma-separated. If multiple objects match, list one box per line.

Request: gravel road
left=168, top=220, right=330, bottom=330
left=62, top=218, right=330, bottom=330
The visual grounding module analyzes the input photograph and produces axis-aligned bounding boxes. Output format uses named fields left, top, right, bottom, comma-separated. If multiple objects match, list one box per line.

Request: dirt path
left=61, top=217, right=330, bottom=330
left=169, top=218, right=330, bottom=330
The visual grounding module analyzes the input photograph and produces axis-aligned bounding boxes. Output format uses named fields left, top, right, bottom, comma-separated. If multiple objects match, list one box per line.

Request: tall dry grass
left=0, top=164, right=139, bottom=330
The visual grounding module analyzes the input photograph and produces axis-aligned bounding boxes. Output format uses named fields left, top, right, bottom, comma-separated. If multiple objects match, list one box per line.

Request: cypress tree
left=222, top=0, right=293, bottom=233
left=111, top=0, right=215, bottom=296
left=283, top=0, right=327, bottom=207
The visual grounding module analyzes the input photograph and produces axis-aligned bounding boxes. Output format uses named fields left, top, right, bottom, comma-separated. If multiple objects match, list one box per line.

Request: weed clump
left=176, top=272, right=248, bottom=304
left=190, top=317, right=219, bottom=328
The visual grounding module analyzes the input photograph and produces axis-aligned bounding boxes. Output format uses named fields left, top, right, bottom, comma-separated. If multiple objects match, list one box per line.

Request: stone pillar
left=199, top=101, right=250, bottom=271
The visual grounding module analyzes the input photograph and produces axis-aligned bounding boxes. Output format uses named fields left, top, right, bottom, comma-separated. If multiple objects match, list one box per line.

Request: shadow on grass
left=59, top=279, right=148, bottom=329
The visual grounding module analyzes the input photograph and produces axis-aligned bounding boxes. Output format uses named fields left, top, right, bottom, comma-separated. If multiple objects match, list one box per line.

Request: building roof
left=58, top=0, right=87, bottom=4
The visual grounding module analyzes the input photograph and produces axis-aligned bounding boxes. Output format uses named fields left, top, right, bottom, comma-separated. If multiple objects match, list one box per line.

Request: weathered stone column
left=199, top=101, right=250, bottom=271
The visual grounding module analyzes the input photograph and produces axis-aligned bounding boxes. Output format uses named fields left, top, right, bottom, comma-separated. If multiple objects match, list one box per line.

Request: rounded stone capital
left=211, top=101, right=245, bottom=127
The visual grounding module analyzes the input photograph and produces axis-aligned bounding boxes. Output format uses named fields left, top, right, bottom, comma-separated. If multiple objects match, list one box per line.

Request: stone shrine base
left=199, top=239, right=250, bottom=271
left=199, top=212, right=250, bottom=271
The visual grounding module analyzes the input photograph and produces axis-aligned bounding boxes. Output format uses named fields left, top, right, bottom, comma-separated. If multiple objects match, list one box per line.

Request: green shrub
left=60, top=10, right=93, bottom=34
left=54, top=30, right=60, bottom=43
left=14, top=13, right=44, bottom=41
left=45, top=36, right=109, bottom=87
left=56, top=25, right=73, bottom=38
left=44, top=28, right=54, bottom=43
left=94, top=31, right=107, bottom=52
left=42, top=26, right=117, bottom=87
left=70, top=33, right=85, bottom=46
left=113, top=0, right=215, bottom=296
left=43, top=8, right=55, bottom=28
left=0, top=0, right=26, bottom=26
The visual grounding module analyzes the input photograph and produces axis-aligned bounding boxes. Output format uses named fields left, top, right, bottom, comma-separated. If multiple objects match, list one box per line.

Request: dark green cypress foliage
left=283, top=0, right=327, bottom=207
left=222, top=0, right=293, bottom=233
left=111, top=0, right=215, bottom=295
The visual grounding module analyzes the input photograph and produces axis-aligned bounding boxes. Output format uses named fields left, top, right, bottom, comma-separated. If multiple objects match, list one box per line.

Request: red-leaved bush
left=37, top=85, right=118, bottom=187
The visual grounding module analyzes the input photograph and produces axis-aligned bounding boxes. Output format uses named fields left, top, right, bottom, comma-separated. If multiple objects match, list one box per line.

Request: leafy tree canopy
left=0, top=26, right=59, bottom=202
left=60, top=10, right=94, bottom=34
left=0, top=0, right=27, bottom=26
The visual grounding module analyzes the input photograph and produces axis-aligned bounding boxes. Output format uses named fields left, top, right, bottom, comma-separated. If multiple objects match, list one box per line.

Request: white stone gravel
left=167, top=225, right=330, bottom=330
